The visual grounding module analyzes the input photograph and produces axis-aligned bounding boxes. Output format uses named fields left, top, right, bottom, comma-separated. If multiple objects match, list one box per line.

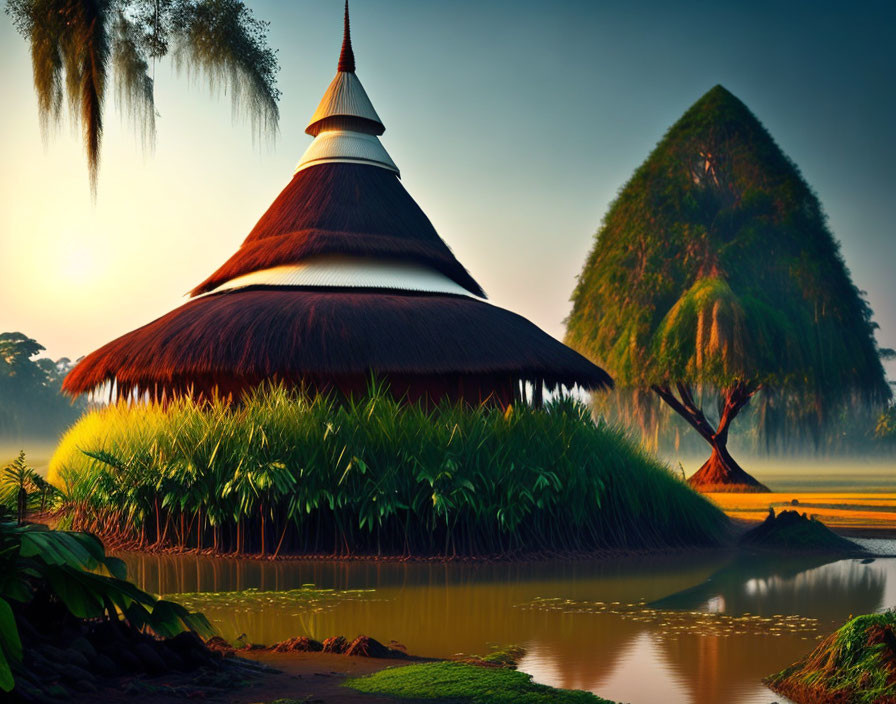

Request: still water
left=119, top=546, right=896, bottom=704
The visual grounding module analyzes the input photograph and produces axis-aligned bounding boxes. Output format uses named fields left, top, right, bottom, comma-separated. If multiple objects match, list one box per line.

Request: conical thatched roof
left=190, top=164, right=483, bottom=297
left=64, top=4, right=610, bottom=403
left=62, top=291, right=611, bottom=397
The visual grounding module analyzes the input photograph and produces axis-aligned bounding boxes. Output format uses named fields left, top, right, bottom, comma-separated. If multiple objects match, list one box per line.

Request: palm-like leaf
left=0, top=518, right=215, bottom=692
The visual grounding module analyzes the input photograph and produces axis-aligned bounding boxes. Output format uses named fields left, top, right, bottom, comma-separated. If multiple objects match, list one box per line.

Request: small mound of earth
left=687, top=455, right=770, bottom=493
left=344, top=635, right=404, bottom=658
left=272, top=635, right=324, bottom=653
left=766, top=612, right=896, bottom=704
left=739, top=508, right=862, bottom=553
left=217, top=634, right=407, bottom=659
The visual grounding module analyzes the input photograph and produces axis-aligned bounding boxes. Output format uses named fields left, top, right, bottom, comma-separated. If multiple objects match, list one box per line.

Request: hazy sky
left=1, top=0, right=894, bottom=379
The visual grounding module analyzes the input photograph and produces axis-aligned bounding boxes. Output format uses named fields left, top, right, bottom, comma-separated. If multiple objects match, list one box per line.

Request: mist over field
left=670, top=455, right=896, bottom=492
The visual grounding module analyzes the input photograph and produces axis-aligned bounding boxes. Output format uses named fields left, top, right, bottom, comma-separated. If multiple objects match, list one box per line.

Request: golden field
left=708, top=492, right=896, bottom=533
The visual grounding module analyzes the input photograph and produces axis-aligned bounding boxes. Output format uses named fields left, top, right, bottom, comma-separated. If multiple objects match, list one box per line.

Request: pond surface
left=119, top=545, right=896, bottom=704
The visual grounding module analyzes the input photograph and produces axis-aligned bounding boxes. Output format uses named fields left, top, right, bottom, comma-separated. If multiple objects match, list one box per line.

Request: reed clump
left=49, top=385, right=726, bottom=557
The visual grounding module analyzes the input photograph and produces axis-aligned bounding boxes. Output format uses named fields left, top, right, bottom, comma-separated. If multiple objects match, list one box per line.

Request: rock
left=133, top=642, right=167, bottom=675
left=155, top=643, right=185, bottom=670
left=344, top=635, right=397, bottom=658
left=70, top=679, right=97, bottom=693
left=44, top=684, right=69, bottom=699
left=272, top=636, right=324, bottom=653
left=204, top=636, right=234, bottom=653
left=322, top=636, right=348, bottom=654
left=68, top=636, right=98, bottom=661
left=36, top=645, right=68, bottom=664
left=25, top=651, right=57, bottom=676
left=56, top=663, right=95, bottom=684
left=90, top=653, right=117, bottom=677
left=111, top=647, right=143, bottom=672
left=168, top=631, right=213, bottom=667
left=90, top=621, right=129, bottom=648
left=62, top=647, right=91, bottom=670
left=11, top=680, right=44, bottom=701
left=168, top=631, right=205, bottom=655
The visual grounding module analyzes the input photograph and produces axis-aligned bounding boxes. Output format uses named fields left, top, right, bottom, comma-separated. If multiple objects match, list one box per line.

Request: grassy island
left=48, top=386, right=725, bottom=557
left=766, top=611, right=896, bottom=704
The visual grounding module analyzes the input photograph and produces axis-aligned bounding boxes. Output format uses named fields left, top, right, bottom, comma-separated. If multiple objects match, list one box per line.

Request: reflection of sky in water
left=119, top=548, right=895, bottom=704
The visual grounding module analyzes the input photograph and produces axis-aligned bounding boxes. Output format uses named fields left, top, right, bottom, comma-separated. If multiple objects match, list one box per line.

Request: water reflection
left=119, top=551, right=895, bottom=704
left=652, top=553, right=887, bottom=620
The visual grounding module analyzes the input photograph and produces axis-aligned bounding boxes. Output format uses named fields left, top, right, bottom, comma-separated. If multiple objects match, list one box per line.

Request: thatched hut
left=64, top=4, right=610, bottom=407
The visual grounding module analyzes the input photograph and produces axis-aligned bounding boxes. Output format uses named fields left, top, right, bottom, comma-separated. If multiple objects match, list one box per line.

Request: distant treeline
left=0, top=332, right=85, bottom=442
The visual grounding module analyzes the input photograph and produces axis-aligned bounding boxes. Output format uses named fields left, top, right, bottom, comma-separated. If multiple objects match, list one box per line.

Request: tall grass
left=49, top=385, right=726, bottom=557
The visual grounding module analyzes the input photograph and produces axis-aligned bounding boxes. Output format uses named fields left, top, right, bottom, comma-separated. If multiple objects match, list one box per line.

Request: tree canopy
left=566, top=85, right=890, bottom=489
left=567, top=84, right=889, bottom=411
left=0, top=332, right=84, bottom=441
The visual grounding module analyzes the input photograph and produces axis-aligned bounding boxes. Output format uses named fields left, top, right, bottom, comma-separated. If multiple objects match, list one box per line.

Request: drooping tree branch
left=651, top=384, right=714, bottom=443
left=651, top=380, right=760, bottom=448
left=714, top=380, right=759, bottom=443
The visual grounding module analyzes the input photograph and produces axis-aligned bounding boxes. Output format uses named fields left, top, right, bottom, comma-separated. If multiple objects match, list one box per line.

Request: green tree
left=566, top=85, right=890, bottom=492
left=5, top=0, right=280, bottom=194
left=876, top=403, right=896, bottom=442
left=0, top=332, right=85, bottom=440
left=1, top=452, right=36, bottom=523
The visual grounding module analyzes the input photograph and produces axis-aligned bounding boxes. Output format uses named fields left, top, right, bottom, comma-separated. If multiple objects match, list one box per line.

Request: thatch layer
left=192, top=164, right=484, bottom=297
left=63, top=288, right=611, bottom=396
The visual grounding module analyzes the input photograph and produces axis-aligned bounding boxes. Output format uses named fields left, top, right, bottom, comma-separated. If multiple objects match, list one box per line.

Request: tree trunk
left=687, top=437, right=769, bottom=493
left=259, top=503, right=267, bottom=558
left=652, top=381, right=770, bottom=493
left=17, top=487, right=27, bottom=523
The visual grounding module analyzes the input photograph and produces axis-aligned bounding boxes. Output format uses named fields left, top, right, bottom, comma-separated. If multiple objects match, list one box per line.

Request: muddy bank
left=64, top=651, right=431, bottom=704
left=40, top=633, right=427, bottom=704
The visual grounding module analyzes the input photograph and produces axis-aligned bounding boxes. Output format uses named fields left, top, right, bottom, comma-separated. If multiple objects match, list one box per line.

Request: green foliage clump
left=767, top=611, right=896, bottom=704
left=1, top=451, right=58, bottom=522
left=566, top=85, right=890, bottom=450
left=346, top=661, right=614, bottom=704
left=875, top=404, right=896, bottom=441
left=49, top=384, right=725, bottom=556
left=0, top=517, right=213, bottom=692
left=478, top=644, right=527, bottom=668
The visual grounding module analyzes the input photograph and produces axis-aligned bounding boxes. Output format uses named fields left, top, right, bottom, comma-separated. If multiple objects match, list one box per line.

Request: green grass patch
left=49, top=384, right=725, bottom=556
left=766, top=611, right=896, bottom=704
left=346, top=661, right=613, bottom=703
